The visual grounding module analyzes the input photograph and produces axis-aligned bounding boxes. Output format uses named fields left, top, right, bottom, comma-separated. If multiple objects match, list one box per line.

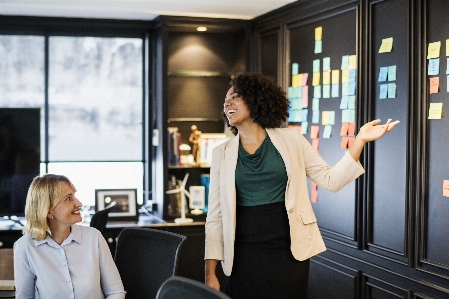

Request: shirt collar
left=33, top=224, right=82, bottom=247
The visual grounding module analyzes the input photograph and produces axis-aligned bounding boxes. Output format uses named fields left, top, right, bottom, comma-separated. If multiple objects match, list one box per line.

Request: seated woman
left=14, top=174, right=126, bottom=299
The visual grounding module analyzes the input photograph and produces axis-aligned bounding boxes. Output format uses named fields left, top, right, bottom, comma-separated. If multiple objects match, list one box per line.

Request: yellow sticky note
left=428, top=102, right=443, bottom=119
left=312, top=72, right=320, bottom=86
left=322, top=111, right=329, bottom=125
left=348, top=55, right=357, bottom=69
left=292, top=74, right=301, bottom=87
left=342, top=69, right=350, bottom=83
left=332, top=70, right=340, bottom=84
left=379, top=37, right=393, bottom=53
left=446, top=39, right=449, bottom=56
left=315, top=26, right=322, bottom=41
left=427, top=41, right=441, bottom=59
left=322, top=71, right=331, bottom=85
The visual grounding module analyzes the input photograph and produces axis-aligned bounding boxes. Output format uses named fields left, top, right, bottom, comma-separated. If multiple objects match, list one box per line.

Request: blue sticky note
left=288, top=108, right=298, bottom=122
left=388, top=83, right=396, bottom=98
left=342, top=109, right=356, bottom=123
left=341, top=55, right=349, bottom=69
left=342, top=83, right=349, bottom=96
left=388, top=65, right=397, bottom=81
left=379, top=84, right=388, bottom=99
left=314, top=85, right=321, bottom=98
left=313, top=59, right=320, bottom=73
left=331, top=84, right=339, bottom=98
left=292, top=63, right=299, bottom=75
left=340, top=96, right=348, bottom=109
left=312, top=110, right=320, bottom=124
left=348, top=82, right=356, bottom=96
left=349, top=69, right=356, bottom=82
left=301, top=122, right=308, bottom=134
left=347, top=96, right=356, bottom=110
left=323, top=57, right=331, bottom=71
left=323, top=85, right=331, bottom=98
left=428, top=58, right=440, bottom=76
left=301, top=109, right=309, bottom=122
left=314, top=40, right=322, bottom=54
left=312, top=98, right=320, bottom=111
left=378, top=67, right=388, bottom=82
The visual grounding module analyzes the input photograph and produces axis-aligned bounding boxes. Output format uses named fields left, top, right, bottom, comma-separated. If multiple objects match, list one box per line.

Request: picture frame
left=199, top=133, right=230, bottom=166
left=95, top=189, right=138, bottom=221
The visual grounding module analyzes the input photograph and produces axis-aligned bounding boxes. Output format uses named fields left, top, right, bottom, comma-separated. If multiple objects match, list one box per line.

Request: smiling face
left=47, top=182, right=82, bottom=226
left=223, top=87, right=251, bottom=128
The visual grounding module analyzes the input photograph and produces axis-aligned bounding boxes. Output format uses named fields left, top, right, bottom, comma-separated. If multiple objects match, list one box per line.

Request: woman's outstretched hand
left=357, top=119, right=400, bottom=142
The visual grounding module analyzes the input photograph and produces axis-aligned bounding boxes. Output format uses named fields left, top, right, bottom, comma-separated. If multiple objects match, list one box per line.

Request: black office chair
left=114, top=228, right=187, bottom=299
left=90, top=201, right=116, bottom=235
left=156, top=276, right=231, bottom=299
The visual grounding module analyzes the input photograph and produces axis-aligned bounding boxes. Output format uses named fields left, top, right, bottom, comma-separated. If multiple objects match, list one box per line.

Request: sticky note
left=323, top=57, right=331, bottom=71
left=323, top=85, right=330, bottom=98
left=378, top=67, right=388, bottom=82
left=312, top=72, right=320, bottom=86
left=323, top=71, right=331, bottom=85
left=332, top=70, right=340, bottom=84
left=428, top=58, right=440, bottom=76
left=447, top=39, right=449, bottom=57
left=341, top=83, right=349, bottom=96
left=315, top=26, right=322, bottom=41
left=302, top=85, right=309, bottom=101
left=313, top=59, right=320, bottom=73
left=380, top=84, right=388, bottom=99
left=311, top=187, right=318, bottom=203
left=388, top=83, right=396, bottom=98
left=322, top=111, right=329, bottom=125
left=301, top=109, right=309, bottom=122
left=302, top=73, right=309, bottom=86
left=447, top=58, right=449, bottom=75
left=288, top=109, right=301, bottom=122
left=342, top=109, right=356, bottom=123
left=310, top=125, right=319, bottom=139
left=427, top=41, right=441, bottom=59
left=323, top=125, right=332, bottom=138
left=340, top=96, right=348, bottom=109
left=429, top=77, right=439, bottom=94
left=290, top=98, right=301, bottom=110
left=340, top=122, right=348, bottom=136
left=348, top=82, right=356, bottom=96
left=312, top=98, right=320, bottom=111
left=341, top=137, right=348, bottom=149
left=312, top=110, right=320, bottom=124
left=349, top=69, right=356, bottom=82
left=292, top=63, right=299, bottom=75
left=348, top=122, right=356, bottom=136
left=328, top=111, right=335, bottom=125
left=341, top=55, right=349, bottom=70
left=444, top=180, right=449, bottom=197
left=301, top=122, right=308, bottom=134
left=314, top=85, right=321, bottom=98
left=348, top=55, right=357, bottom=69
left=428, top=102, right=443, bottom=119
left=315, top=40, right=322, bottom=54
left=302, top=95, right=308, bottom=108
left=379, top=37, right=393, bottom=53
left=388, top=65, right=397, bottom=81
left=342, top=69, right=350, bottom=83
left=331, top=84, right=339, bottom=98
left=347, top=95, right=356, bottom=110
left=447, top=75, right=449, bottom=92
left=348, top=137, right=355, bottom=148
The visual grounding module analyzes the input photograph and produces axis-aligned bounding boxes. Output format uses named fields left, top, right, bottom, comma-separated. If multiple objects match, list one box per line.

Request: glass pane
left=47, top=162, right=143, bottom=207
left=0, top=35, right=45, bottom=160
left=48, top=37, right=143, bottom=161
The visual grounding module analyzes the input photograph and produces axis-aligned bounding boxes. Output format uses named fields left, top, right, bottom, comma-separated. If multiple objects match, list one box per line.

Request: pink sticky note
left=340, top=122, right=348, bottom=136
left=310, top=125, right=319, bottom=139
left=443, top=180, right=449, bottom=197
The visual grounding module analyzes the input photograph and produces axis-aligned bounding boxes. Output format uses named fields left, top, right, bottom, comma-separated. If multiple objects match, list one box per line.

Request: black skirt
left=226, top=202, right=310, bottom=299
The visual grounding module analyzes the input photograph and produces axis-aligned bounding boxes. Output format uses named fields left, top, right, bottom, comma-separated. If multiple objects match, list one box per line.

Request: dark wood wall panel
left=422, top=0, right=449, bottom=273
left=368, top=0, right=409, bottom=258
left=288, top=8, right=358, bottom=241
left=260, top=30, right=279, bottom=81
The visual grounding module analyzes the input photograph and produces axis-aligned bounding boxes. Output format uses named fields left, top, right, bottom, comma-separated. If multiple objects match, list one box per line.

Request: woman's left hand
left=357, top=119, right=400, bottom=142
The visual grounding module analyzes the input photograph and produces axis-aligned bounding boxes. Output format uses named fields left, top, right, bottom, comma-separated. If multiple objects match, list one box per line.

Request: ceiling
left=0, top=0, right=297, bottom=21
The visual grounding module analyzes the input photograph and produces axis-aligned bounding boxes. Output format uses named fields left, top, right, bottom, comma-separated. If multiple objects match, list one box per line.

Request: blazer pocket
left=299, top=210, right=317, bottom=224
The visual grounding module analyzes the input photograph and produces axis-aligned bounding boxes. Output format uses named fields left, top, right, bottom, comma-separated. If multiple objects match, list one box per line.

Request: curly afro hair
left=224, top=72, right=290, bottom=135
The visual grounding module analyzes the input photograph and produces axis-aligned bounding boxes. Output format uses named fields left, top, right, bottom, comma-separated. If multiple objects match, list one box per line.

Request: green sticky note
left=314, top=40, right=322, bottom=54
left=313, top=85, right=321, bottom=98
left=292, top=63, right=299, bottom=75
left=388, top=83, right=396, bottom=98
left=388, top=65, right=397, bottom=81
left=301, top=122, right=308, bottom=134
left=323, top=85, right=330, bottom=98
left=347, top=95, right=356, bottom=110
left=312, top=98, right=320, bottom=111
left=313, top=59, right=320, bottom=73
left=323, top=57, right=331, bottom=71
left=341, top=55, right=349, bottom=69
left=323, top=125, right=332, bottom=138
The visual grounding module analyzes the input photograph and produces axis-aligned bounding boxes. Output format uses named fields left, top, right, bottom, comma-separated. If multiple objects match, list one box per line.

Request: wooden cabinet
left=151, top=16, right=249, bottom=221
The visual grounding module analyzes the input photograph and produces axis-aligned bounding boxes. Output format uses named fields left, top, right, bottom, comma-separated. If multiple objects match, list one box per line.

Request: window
left=0, top=34, right=146, bottom=207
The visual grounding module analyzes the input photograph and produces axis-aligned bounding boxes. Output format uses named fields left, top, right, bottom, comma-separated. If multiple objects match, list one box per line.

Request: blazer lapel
left=224, top=134, right=239, bottom=216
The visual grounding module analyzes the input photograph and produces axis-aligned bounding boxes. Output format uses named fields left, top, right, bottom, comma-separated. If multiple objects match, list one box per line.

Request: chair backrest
left=90, top=201, right=116, bottom=235
left=114, top=228, right=187, bottom=299
left=156, top=276, right=231, bottom=299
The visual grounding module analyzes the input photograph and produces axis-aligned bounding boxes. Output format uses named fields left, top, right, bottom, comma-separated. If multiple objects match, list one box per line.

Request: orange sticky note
left=341, top=137, right=349, bottom=149
left=348, top=137, right=355, bottom=148
left=348, top=122, right=356, bottom=136
left=310, top=125, right=319, bottom=139
left=288, top=125, right=302, bottom=132
left=312, top=138, right=319, bottom=151
left=340, top=122, right=348, bottom=136
left=430, top=77, right=439, bottom=94
left=443, top=180, right=449, bottom=197
left=311, top=188, right=318, bottom=203
left=311, top=182, right=318, bottom=190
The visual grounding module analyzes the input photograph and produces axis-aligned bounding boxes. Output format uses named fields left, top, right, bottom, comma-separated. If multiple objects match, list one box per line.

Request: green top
left=235, top=135, right=288, bottom=206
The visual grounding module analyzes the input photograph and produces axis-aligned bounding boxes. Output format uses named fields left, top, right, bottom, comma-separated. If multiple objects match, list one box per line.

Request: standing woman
left=14, top=174, right=126, bottom=299
left=204, top=73, right=399, bottom=299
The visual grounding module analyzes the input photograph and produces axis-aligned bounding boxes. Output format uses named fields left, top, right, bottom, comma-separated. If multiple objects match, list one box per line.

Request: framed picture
left=95, top=189, right=138, bottom=221
left=199, top=133, right=230, bottom=166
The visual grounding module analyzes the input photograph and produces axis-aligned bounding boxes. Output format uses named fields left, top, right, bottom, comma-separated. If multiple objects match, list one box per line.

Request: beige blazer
left=205, top=128, right=365, bottom=276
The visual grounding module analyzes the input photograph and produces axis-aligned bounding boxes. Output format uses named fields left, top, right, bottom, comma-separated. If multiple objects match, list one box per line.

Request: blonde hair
left=23, top=174, right=76, bottom=241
